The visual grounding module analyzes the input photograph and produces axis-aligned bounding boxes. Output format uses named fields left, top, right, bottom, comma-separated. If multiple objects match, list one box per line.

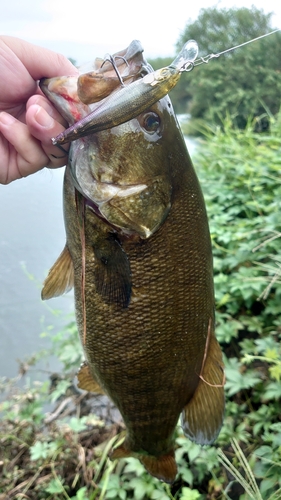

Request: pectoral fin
left=41, top=245, right=74, bottom=300
left=93, top=234, right=131, bottom=308
left=77, top=362, right=104, bottom=394
left=182, top=334, right=225, bottom=445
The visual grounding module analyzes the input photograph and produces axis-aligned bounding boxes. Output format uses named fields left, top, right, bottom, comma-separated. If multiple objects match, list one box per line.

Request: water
left=0, top=129, right=196, bottom=380
left=0, top=167, right=74, bottom=379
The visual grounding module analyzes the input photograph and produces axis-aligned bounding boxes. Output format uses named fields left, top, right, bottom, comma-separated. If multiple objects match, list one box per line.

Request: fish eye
left=139, top=112, right=161, bottom=134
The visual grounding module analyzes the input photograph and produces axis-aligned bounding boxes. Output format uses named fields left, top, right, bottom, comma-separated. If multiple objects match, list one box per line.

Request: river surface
left=0, top=168, right=74, bottom=379
left=0, top=132, right=196, bottom=380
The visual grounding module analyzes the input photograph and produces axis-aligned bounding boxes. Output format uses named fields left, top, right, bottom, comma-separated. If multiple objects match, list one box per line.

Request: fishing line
left=188, top=28, right=281, bottom=70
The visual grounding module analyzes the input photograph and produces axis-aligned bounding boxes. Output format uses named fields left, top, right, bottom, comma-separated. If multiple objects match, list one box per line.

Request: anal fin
left=77, top=362, right=104, bottom=394
left=41, top=245, right=74, bottom=300
left=182, top=333, right=225, bottom=445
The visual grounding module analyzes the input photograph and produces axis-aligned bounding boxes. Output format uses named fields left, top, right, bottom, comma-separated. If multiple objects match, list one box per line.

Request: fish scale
left=41, top=40, right=224, bottom=483
left=65, top=146, right=214, bottom=449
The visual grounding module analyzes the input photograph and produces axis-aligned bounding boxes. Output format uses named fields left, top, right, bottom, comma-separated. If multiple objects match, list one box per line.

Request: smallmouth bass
left=41, top=40, right=224, bottom=483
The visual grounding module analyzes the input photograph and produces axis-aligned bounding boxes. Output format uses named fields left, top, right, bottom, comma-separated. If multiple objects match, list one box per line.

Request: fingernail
left=0, top=112, right=16, bottom=126
left=34, top=106, right=55, bottom=129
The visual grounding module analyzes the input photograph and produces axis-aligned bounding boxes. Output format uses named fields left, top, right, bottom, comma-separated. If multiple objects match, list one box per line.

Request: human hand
left=0, top=36, right=79, bottom=184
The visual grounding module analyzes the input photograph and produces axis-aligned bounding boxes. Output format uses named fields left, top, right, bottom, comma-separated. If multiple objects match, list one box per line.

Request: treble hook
left=52, top=143, right=69, bottom=157
left=101, top=55, right=129, bottom=87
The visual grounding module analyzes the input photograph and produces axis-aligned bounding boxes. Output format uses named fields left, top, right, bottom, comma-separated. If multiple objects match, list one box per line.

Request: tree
left=174, top=6, right=281, bottom=128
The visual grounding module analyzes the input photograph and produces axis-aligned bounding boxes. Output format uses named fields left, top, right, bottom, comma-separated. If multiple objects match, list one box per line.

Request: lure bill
left=52, top=40, right=198, bottom=145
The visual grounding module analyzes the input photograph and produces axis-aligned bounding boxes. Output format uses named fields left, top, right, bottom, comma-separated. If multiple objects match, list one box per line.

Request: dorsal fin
left=41, top=245, right=74, bottom=300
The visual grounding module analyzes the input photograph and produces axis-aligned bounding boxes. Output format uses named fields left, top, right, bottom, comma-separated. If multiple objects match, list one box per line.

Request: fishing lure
left=52, top=39, right=198, bottom=145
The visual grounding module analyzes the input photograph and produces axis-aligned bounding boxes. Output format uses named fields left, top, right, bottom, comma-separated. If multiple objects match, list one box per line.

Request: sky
left=1, top=0, right=281, bottom=65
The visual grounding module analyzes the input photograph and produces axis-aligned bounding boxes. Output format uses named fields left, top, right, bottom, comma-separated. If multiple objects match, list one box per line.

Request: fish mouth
left=72, top=171, right=153, bottom=237
left=71, top=167, right=148, bottom=205
left=73, top=175, right=170, bottom=240
left=81, top=186, right=158, bottom=240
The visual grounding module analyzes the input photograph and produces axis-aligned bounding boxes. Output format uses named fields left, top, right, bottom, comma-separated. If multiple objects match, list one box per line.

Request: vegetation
left=1, top=111, right=281, bottom=498
left=149, top=6, right=281, bottom=128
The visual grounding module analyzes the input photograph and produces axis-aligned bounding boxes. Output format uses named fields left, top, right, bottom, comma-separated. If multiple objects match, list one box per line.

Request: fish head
left=40, top=42, right=181, bottom=239
left=69, top=97, right=178, bottom=238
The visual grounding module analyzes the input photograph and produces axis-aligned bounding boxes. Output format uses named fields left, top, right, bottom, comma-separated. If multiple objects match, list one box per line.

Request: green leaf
left=123, top=457, right=146, bottom=476
left=178, top=465, right=193, bottom=485
left=105, top=490, right=120, bottom=499
left=50, top=379, right=72, bottom=402
left=30, top=441, right=57, bottom=461
left=265, top=348, right=279, bottom=360
left=269, top=364, right=281, bottom=382
left=151, top=490, right=170, bottom=500
left=263, top=382, right=281, bottom=401
left=71, top=486, right=88, bottom=500
left=45, top=477, right=65, bottom=494
left=179, top=486, right=202, bottom=500
left=224, top=358, right=261, bottom=396
left=254, top=445, right=273, bottom=458
left=128, top=478, right=147, bottom=500
left=188, top=443, right=201, bottom=462
left=260, top=476, right=278, bottom=497
left=67, top=416, right=88, bottom=432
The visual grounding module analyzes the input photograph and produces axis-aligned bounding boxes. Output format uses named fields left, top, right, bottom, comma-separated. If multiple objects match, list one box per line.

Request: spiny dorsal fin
left=41, top=245, right=74, bottom=300
left=77, top=362, right=104, bottom=394
left=182, top=334, right=225, bottom=445
left=111, top=442, right=177, bottom=483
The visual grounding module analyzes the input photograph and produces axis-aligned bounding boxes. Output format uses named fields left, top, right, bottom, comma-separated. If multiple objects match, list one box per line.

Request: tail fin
left=111, top=442, right=177, bottom=483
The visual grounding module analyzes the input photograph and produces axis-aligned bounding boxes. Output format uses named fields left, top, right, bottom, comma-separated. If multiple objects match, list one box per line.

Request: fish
left=52, top=39, right=198, bottom=145
left=40, top=40, right=224, bottom=483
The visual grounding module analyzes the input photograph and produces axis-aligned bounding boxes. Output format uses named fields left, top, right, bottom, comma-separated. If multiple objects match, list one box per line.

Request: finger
left=0, top=109, right=69, bottom=183
left=0, top=112, right=47, bottom=183
left=26, top=103, right=70, bottom=167
left=27, top=94, right=67, bottom=127
left=0, top=36, right=79, bottom=80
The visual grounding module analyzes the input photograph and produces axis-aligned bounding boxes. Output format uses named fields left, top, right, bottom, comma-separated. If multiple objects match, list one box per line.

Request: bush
left=194, top=113, right=281, bottom=497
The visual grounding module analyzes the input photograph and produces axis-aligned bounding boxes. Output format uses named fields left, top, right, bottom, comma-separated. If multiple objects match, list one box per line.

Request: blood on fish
left=59, top=93, right=83, bottom=122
